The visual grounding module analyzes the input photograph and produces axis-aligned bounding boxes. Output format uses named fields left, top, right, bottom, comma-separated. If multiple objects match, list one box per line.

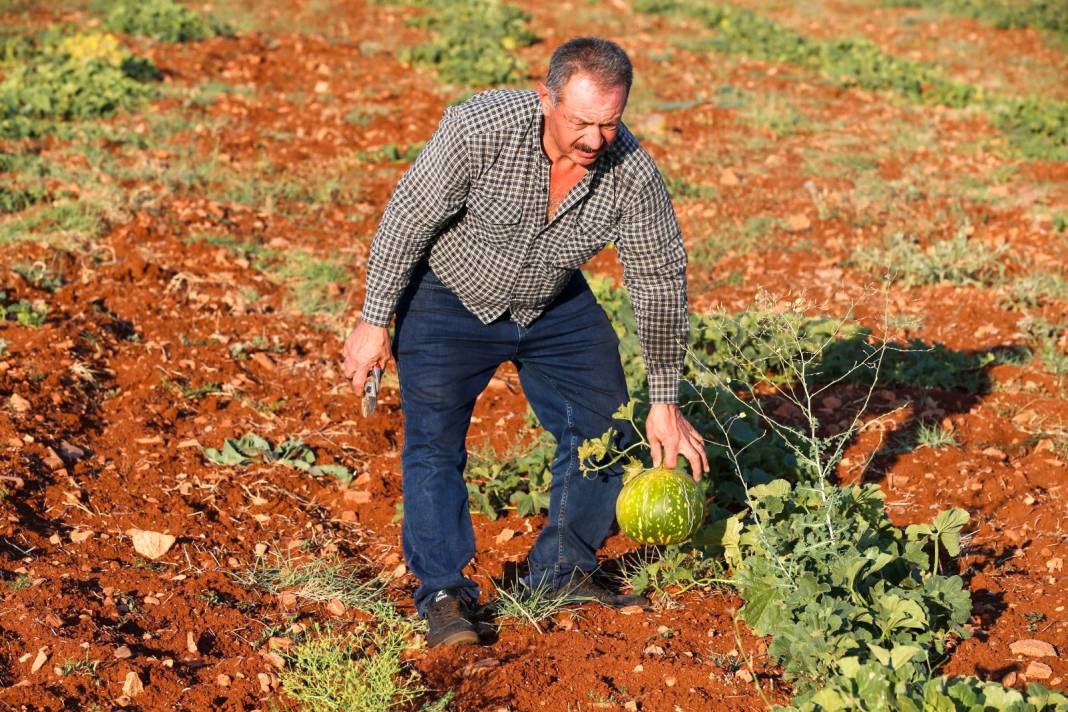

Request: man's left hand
left=645, top=403, right=709, bottom=481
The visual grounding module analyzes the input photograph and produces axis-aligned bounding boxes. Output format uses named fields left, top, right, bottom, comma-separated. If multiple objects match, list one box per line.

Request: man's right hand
left=342, top=321, right=393, bottom=396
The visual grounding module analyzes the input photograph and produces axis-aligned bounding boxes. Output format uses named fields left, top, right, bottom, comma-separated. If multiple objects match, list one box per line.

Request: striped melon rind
left=615, top=466, right=705, bottom=545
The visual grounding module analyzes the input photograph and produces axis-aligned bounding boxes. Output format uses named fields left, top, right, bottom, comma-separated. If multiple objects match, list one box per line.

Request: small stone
left=342, top=489, right=371, bottom=505
left=1010, top=639, right=1057, bottom=658
left=785, top=214, right=811, bottom=232
left=30, top=647, right=48, bottom=673
left=624, top=702, right=639, bottom=712
left=643, top=644, right=665, bottom=657
left=261, top=650, right=285, bottom=669
left=1026, top=661, right=1053, bottom=680
left=618, top=605, right=643, bottom=616
left=981, top=447, right=1008, bottom=461
left=279, top=591, right=298, bottom=609
left=736, top=668, right=754, bottom=683
left=70, top=529, right=93, bottom=544
left=254, top=543, right=268, bottom=558
left=9, top=393, right=30, bottom=412
left=258, top=672, right=271, bottom=693
left=494, top=528, right=515, bottom=544
left=114, top=646, right=132, bottom=660
left=216, top=673, right=231, bottom=688
left=719, top=168, right=740, bottom=187
left=130, top=530, right=176, bottom=560
left=326, top=598, right=346, bottom=617
left=43, top=613, right=62, bottom=627
left=632, top=664, right=644, bottom=672
left=664, top=676, right=676, bottom=687
left=1002, top=671, right=1017, bottom=686
left=122, top=671, right=144, bottom=697
left=187, top=631, right=198, bottom=654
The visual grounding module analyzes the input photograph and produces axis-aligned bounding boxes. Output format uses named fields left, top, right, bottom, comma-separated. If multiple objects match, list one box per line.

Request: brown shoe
left=546, top=570, right=651, bottom=609
left=425, top=589, right=480, bottom=647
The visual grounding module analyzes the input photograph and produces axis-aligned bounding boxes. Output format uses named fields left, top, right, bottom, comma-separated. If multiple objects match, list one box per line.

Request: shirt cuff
left=647, top=369, right=679, bottom=404
left=360, top=292, right=396, bottom=327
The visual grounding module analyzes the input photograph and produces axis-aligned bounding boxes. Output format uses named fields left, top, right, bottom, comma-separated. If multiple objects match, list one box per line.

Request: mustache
left=576, top=143, right=600, bottom=154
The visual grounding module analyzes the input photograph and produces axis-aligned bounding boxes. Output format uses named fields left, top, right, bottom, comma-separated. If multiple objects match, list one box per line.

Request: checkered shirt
left=361, top=88, right=688, bottom=403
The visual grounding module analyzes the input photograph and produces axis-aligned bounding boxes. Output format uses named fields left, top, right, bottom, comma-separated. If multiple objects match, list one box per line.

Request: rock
left=186, top=631, right=198, bottom=654
left=326, top=598, right=346, bottom=617
left=258, top=672, right=271, bottom=693
left=1026, top=661, right=1053, bottom=680
left=216, top=673, right=231, bottom=688
left=618, top=605, right=644, bottom=616
left=261, top=650, right=285, bottom=669
left=114, top=646, right=132, bottom=660
left=664, top=676, right=677, bottom=687
left=42, top=449, right=65, bottom=471
left=267, top=637, right=292, bottom=652
left=1011, top=639, right=1057, bottom=658
left=250, top=352, right=275, bottom=371
left=130, top=530, right=176, bottom=560
left=30, top=647, right=48, bottom=673
left=643, top=644, right=665, bottom=657
left=342, top=489, right=371, bottom=505
left=43, top=614, right=62, bottom=627
left=9, top=393, right=30, bottom=413
left=57, top=441, right=86, bottom=466
left=785, top=214, right=811, bottom=232
left=719, top=168, right=741, bottom=187
left=981, top=447, right=1008, bottom=461
left=1002, top=671, right=1018, bottom=686
left=279, top=591, right=298, bottom=609
left=494, top=528, right=515, bottom=544
left=461, top=657, right=500, bottom=677
left=122, top=671, right=144, bottom=697
left=70, top=529, right=93, bottom=544
left=736, top=668, right=754, bottom=683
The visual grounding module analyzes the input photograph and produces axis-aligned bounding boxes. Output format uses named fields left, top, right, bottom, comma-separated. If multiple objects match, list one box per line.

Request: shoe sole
left=430, top=628, right=480, bottom=647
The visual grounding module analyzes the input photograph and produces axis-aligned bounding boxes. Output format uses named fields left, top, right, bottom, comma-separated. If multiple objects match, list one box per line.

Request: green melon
left=615, top=465, right=705, bottom=545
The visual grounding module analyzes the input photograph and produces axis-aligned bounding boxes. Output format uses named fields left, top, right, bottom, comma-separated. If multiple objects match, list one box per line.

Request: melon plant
left=615, top=463, right=705, bottom=545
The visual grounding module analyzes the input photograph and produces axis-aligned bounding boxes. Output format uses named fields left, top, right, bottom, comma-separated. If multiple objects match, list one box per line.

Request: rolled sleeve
left=614, top=171, right=689, bottom=404
left=360, top=107, right=472, bottom=325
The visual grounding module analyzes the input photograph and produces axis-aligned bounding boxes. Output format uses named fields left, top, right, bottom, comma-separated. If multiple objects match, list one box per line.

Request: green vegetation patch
left=882, top=0, right=1068, bottom=39
left=847, top=227, right=1008, bottom=287
left=0, top=31, right=160, bottom=138
left=399, top=0, right=538, bottom=86
left=633, top=0, right=1068, bottom=160
left=0, top=291, right=49, bottom=327
left=204, top=432, right=353, bottom=483
left=280, top=621, right=441, bottom=712
left=100, top=0, right=231, bottom=42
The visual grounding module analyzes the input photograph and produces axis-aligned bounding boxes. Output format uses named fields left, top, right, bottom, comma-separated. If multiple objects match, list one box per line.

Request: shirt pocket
left=466, top=190, right=523, bottom=246
left=550, top=218, right=616, bottom=269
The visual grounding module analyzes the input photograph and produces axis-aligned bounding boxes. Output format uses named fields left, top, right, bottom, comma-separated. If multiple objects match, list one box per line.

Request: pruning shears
left=361, top=364, right=383, bottom=417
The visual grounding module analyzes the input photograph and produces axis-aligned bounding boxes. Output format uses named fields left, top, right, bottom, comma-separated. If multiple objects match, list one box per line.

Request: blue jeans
left=392, top=263, right=631, bottom=616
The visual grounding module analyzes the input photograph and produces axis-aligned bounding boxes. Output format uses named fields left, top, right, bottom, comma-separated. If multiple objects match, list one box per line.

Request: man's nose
left=583, top=128, right=603, bottom=150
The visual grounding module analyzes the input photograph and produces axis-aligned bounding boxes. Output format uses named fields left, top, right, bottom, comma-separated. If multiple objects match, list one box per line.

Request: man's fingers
left=649, top=437, right=663, bottom=468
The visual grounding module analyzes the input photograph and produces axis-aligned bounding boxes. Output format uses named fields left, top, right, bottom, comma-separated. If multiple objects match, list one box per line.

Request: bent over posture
left=343, top=38, right=708, bottom=647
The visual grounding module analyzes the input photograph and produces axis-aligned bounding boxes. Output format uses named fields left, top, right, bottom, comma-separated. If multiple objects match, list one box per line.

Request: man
left=342, top=37, right=708, bottom=647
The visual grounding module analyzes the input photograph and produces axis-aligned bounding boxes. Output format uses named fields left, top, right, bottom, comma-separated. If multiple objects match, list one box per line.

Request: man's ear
left=536, top=82, right=553, bottom=115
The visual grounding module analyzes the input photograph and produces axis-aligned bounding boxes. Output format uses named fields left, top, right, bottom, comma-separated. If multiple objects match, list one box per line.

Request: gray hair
left=545, top=37, right=633, bottom=104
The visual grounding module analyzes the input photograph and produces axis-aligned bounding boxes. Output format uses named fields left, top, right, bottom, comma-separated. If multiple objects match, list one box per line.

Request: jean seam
left=523, top=361, right=575, bottom=587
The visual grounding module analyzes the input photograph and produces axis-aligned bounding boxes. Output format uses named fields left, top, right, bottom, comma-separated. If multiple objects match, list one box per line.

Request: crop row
left=635, top=0, right=1068, bottom=161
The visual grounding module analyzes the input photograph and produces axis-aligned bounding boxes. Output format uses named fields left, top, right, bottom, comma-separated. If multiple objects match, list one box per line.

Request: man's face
left=538, top=72, right=628, bottom=167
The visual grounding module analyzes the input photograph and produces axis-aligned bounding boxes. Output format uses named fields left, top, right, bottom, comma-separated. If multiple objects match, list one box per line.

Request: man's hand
left=646, top=403, right=709, bottom=481
left=342, top=321, right=393, bottom=396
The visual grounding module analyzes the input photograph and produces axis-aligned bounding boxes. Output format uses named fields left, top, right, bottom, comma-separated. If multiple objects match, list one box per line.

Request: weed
left=237, top=550, right=392, bottom=617
left=0, top=31, right=159, bottom=138
left=12, top=260, right=64, bottom=292
left=1018, top=316, right=1068, bottom=383
left=848, top=226, right=1008, bottom=287
left=204, top=432, right=353, bottom=483
left=1000, top=271, right=1068, bottom=310
left=101, top=0, right=231, bottom=42
left=465, top=430, right=555, bottom=519
left=280, top=620, right=434, bottom=712
left=881, top=0, right=1068, bottom=39
left=488, top=579, right=590, bottom=633
left=58, top=651, right=101, bottom=681
left=913, top=420, right=959, bottom=450
left=398, top=0, right=537, bottom=86
left=5, top=573, right=32, bottom=591
left=0, top=291, right=48, bottom=327
left=268, top=250, right=351, bottom=317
